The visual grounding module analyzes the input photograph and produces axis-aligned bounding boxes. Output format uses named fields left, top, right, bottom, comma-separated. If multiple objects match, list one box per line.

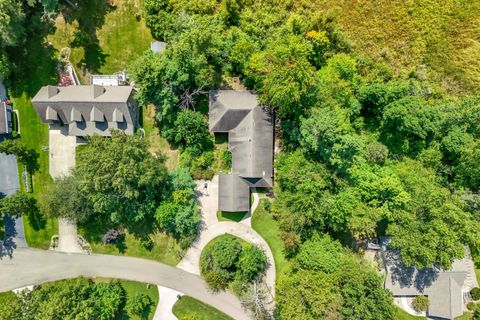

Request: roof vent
left=92, top=85, right=106, bottom=98
left=47, top=86, right=59, bottom=98
left=46, top=106, right=58, bottom=121
left=90, top=106, right=104, bottom=122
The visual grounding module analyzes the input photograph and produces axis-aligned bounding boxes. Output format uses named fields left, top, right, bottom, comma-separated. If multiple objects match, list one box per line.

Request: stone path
left=0, top=248, right=249, bottom=320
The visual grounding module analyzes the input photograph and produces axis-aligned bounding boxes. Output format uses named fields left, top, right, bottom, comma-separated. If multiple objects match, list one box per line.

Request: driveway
left=177, top=176, right=276, bottom=309
left=48, top=126, right=82, bottom=253
left=0, top=152, right=27, bottom=249
left=0, top=248, right=249, bottom=320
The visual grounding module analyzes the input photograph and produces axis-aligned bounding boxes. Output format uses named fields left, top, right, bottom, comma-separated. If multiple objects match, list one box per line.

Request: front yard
left=172, top=296, right=233, bottom=320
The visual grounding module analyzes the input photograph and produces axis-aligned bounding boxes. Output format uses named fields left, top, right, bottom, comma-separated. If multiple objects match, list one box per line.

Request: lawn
left=142, top=105, right=179, bottom=170
left=251, top=199, right=288, bottom=277
left=79, top=219, right=183, bottom=266
left=394, top=306, right=426, bottom=320
left=172, top=296, right=233, bottom=320
left=216, top=211, right=247, bottom=222
left=48, top=0, right=153, bottom=83
left=213, top=133, right=231, bottom=174
left=92, top=278, right=159, bottom=320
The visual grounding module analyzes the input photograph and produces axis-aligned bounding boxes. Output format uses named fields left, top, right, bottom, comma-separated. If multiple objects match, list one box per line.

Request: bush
left=236, top=244, right=267, bottom=282
left=467, top=302, right=478, bottom=311
left=472, top=287, right=480, bottom=301
left=126, top=293, right=152, bottom=318
left=412, top=295, right=428, bottom=312
left=102, top=229, right=124, bottom=244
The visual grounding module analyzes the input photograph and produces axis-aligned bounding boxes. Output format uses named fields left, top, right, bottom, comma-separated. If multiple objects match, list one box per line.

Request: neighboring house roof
left=382, top=243, right=471, bottom=319
left=32, top=85, right=137, bottom=136
left=151, top=41, right=167, bottom=53
left=209, top=90, right=273, bottom=212
left=0, top=102, right=13, bottom=135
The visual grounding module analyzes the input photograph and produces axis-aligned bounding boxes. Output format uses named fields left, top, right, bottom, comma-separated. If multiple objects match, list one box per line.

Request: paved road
left=154, top=286, right=183, bottom=320
left=0, top=248, right=249, bottom=320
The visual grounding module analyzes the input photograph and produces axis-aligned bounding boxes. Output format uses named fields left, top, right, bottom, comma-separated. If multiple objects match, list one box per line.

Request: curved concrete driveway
left=178, top=222, right=275, bottom=297
left=0, top=248, right=249, bottom=320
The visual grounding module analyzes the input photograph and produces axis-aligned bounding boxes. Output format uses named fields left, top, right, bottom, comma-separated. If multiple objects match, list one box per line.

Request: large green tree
left=75, top=131, right=169, bottom=225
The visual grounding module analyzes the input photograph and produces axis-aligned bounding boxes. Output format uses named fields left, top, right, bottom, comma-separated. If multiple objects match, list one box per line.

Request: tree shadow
left=7, top=12, right=58, bottom=97
left=26, top=208, right=46, bottom=231
left=62, top=0, right=115, bottom=73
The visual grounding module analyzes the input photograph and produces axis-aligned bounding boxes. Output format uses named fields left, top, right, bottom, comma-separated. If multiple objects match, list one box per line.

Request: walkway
left=48, top=126, right=82, bottom=253
left=153, top=286, right=183, bottom=320
left=177, top=177, right=275, bottom=304
left=0, top=248, right=249, bottom=320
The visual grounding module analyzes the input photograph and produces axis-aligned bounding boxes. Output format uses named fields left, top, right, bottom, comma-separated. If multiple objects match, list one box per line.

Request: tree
left=0, top=191, right=38, bottom=218
left=169, top=110, right=212, bottom=152
left=455, top=141, right=480, bottom=190
left=236, top=244, right=267, bottom=282
left=245, top=34, right=318, bottom=119
left=23, top=278, right=124, bottom=320
left=40, top=175, right=92, bottom=222
left=276, top=270, right=342, bottom=320
left=75, top=131, right=169, bottom=225
left=0, top=0, right=25, bottom=48
left=125, top=293, right=152, bottom=318
left=380, top=96, right=442, bottom=155
left=0, top=140, right=39, bottom=173
left=412, top=295, right=428, bottom=312
left=387, top=159, right=480, bottom=269
left=0, top=291, right=23, bottom=320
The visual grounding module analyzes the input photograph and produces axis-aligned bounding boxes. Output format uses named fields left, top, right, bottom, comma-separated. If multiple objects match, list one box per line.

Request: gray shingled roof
left=383, top=246, right=468, bottom=319
left=0, top=102, right=12, bottom=135
left=32, top=85, right=136, bottom=136
left=209, top=90, right=273, bottom=212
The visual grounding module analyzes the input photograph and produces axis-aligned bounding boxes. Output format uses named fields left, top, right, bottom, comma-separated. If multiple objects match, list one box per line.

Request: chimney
left=92, top=84, right=105, bottom=98
left=47, top=85, right=59, bottom=98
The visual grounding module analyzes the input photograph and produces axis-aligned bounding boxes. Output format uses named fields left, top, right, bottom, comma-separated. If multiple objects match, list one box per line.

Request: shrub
left=262, top=199, right=271, bottom=212
left=126, top=293, right=152, bottom=318
left=471, top=287, right=480, bottom=301
left=236, top=244, right=267, bottom=282
left=412, top=295, right=428, bottom=312
left=102, top=229, right=124, bottom=244
left=210, top=235, right=242, bottom=269
left=467, top=302, right=478, bottom=311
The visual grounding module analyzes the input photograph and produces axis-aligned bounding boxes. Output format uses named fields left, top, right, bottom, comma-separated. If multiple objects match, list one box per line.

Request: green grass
left=142, top=105, right=179, bottom=170
left=394, top=306, right=426, bottom=320
left=216, top=211, right=247, bottom=222
left=172, top=296, right=233, bottom=320
left=116, top=279, right=159, bottom=320
left=213, top=133, right=231, bottom=174
left=13, top=92, right=57, bottom=249
left=48, top=0, right=152, bottom=83
left=79, top=220, right=183, bottom=266
left=251, top=199, right=288, bottom=277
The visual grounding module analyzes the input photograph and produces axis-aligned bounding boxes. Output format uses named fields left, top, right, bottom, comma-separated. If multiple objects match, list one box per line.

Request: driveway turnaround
left=0, top=248, right=249, bottom=320
left=178, top=177, right=276, bottom=307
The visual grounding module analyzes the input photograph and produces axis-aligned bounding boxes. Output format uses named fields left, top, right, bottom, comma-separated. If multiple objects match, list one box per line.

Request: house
left=382, top=240, right=478, bottom=319
left=209, top=90, right=273, bottom=212
left=32, top=85, right=138, bottom=137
